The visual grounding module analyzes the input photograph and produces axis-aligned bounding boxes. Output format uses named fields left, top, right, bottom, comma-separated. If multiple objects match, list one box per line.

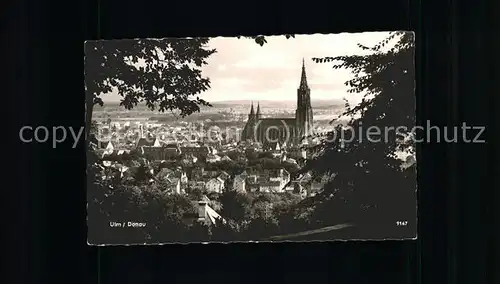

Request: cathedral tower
left=295, top=59, right=314, bottom=140
left=242, top=102, right=257, bottom=141
left=248, top=101, right=255, bottom=120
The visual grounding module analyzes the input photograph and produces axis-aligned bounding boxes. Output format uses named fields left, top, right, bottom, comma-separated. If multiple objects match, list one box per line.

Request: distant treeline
left=150, top=113, right=238, bottom=123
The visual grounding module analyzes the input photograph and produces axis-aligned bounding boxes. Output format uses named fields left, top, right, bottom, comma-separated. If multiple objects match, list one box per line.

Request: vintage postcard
left=85, top=32, right=417, bottom=245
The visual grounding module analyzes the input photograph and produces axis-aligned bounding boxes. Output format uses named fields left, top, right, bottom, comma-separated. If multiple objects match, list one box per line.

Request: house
left=246, top=184, right=260, bottom=192
left=271, top=145, right=283, bottom=158
left=295, top=172, right=328, bottom=197
left=288, top=181, right=307, bottom=197
left=245, top=173, right=259, bottom=192
left=281, top=141, right=287, bottom=149
left=156, top=168, right=188, bottom=185
left=269, top=168, right=290, bottom=189
left=157, top=144, right=182, bottom=160
left=101, top=149, right=131, bottom=158
left=99, top=161, right=129, bottom=180
left=298, top=172, right=312, bottom=183
left=308, top=183, right=323, bottom=196
left=265, top=142, right=282, bottom=152
left=281, top=153, right=288, bottom=162
left=111, top=163, right=129, bottom=178
left=309, top=175, right=329, bottom=196
left=102, top=160, right=112, bottom=167
left=136, top=137, right=161, bottom=148
left=246, top=173, right=258, bottom=184
left=284, top=184, right=295, bottom=193
left=217, top=171, right=230, bottom=181
left=164, top=177, right=181, bottom=194
left=190, top=167, right=205, bottom=180
left=259, top=181, right=282, bottom=193
left=220, top=155, right=232, bottom=162
left=190, top=197, right=226, bottom=226
left=116, top=149, right=130, bottom=155
left=98, top=141, right=116, bottom=157
left=104, top=141, right=114, bottom=152
left=180, top=145, right=210, bottom=157
left=88, top=134, right=110, bottom=150
left=233, top=174, right=246, bottom=192
left=181, top=153, right=198, bottom=164
left=248, top=169, right=290, bottom=193
left=206, top=153, right=221, bottom=163
left=137, top=137, right=167, bottom=160
left=203, top=169, right=219, bottom=178
left=209, top=146, right=218, bottom=155
left=179, top=171, right=188, bottom=184
left=188, top=180, right=206, bottom=191
left=205, top=177, right=225, bottom=193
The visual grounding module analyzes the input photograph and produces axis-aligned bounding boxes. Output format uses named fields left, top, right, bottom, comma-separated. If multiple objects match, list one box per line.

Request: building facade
left=205, top=177, right=225, bottom=193
left=241, top=60, right=314, bottom=147
left=233, top=174, right=246, bottom=192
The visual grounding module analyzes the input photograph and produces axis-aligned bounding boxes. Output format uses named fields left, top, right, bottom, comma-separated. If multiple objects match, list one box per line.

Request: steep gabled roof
left=257, top=118, right=296, bottom=128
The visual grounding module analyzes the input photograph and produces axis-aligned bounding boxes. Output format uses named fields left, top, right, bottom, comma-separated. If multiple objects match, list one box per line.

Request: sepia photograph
left=85, top=31, right=417, bottom=244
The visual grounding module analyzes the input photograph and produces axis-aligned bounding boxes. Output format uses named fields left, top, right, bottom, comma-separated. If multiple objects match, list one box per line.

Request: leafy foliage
left=83, top=35, right=294, bottom=142
left=87, top=176, right=307, bottom=243
left=219, top=191, right=254, bottom=221
left=294, top=31, right=417, bottom=230
left=85, top=38, right=215, bottom=112
left=89, top=120, right=99, bottom=135
left=84, top=38, right=217, bottom=139
left=87, top=182, right=200, bottom=243
left=238, top=34, right=295, bottom=47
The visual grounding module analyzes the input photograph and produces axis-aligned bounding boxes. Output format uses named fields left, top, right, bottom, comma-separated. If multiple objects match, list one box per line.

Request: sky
left=101, top=32, right=393, bottom=104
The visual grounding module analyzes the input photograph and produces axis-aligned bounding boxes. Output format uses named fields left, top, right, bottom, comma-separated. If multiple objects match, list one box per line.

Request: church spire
left=248, top=101, right=256, bottom=121
left=299, top=58, right=308, bottom=89
left=256, top=102, right=261, bottom=118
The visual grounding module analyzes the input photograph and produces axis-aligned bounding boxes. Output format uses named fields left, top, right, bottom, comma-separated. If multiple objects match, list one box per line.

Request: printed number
left=396, top=221, right=408, bottom=226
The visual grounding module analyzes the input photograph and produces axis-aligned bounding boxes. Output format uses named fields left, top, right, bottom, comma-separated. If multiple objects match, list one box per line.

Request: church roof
left=163, top=143, right=180, bottom=148
left=257, top=118, right=296, bottom=128
left=137, top=137, right=157, bottom=147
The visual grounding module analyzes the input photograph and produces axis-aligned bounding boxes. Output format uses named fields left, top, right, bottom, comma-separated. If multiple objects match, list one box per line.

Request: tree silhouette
left=85, top=34, right=327, bottom=242
left=84, top=35, right=293, bottom=141
left=89, top=120, right=99, bottom=136
left=84, top=38, right=216, bottom=139
left=238, top=34, right=295, bottom=46
left=294, top=31, right=417, bottom=233
left=219, top=191, right=254, bottom=222
left=131, top=164, right=153, bottom=184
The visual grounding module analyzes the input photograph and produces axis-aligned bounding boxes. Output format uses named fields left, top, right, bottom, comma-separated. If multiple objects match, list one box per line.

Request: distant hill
left=94, top=99, right=344, bottom=111
left=211, top=99, right=343, bottom=109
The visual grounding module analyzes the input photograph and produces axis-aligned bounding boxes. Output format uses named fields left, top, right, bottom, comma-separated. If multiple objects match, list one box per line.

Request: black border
left=6, top=0, right=498, bottom=283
